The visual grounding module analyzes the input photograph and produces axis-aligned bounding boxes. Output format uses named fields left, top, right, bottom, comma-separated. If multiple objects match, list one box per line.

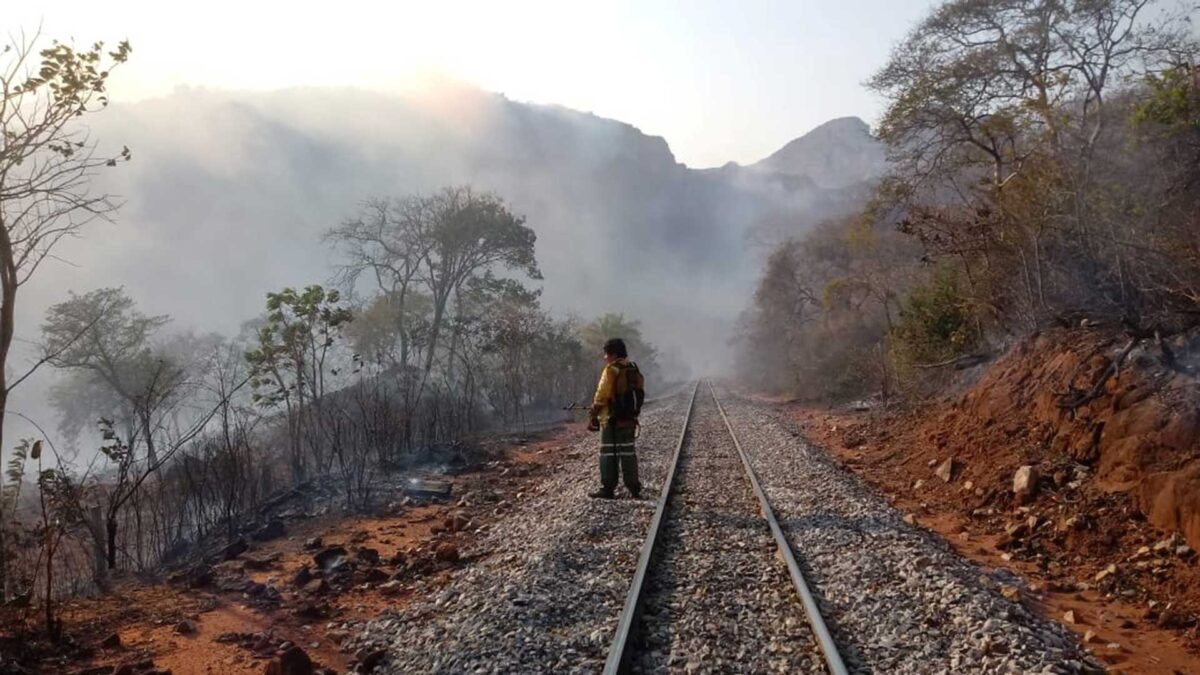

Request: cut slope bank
left=787, top=326, right=1200, bottom=668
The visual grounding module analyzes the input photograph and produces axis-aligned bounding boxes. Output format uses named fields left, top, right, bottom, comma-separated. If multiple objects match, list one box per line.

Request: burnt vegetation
left=737, top=0, right=1200, bottom=402
left=0, top=36, right=668, bottom=651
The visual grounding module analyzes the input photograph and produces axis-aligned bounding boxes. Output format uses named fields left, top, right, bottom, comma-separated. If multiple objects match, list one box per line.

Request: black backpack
left=610, top=361, right=645, bottom=421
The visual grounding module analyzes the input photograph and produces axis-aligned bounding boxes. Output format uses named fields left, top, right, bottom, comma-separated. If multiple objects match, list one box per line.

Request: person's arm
left=589, top=365, right=614, bottom=429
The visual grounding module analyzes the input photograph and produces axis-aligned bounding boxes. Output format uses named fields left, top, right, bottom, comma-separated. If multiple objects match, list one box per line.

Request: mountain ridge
left=35, top=84, right=885, bottom=367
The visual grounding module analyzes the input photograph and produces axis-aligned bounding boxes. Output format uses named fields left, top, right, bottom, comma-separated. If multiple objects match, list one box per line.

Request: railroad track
left=603, top=381, right=848, bottom=674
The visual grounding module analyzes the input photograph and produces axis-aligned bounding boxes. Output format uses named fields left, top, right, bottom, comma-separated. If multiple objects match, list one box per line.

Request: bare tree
left=0, top=33, right=131, bottom=451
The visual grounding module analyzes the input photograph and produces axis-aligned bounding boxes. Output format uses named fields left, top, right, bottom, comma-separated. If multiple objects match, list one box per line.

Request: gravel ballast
left=354, top=392, right=689, bottom=674
left=631, top=392, right=823, bottom=673
left=716, top=387, right=1102, bottom=675
left=352, top=383, right=1102, bottom=674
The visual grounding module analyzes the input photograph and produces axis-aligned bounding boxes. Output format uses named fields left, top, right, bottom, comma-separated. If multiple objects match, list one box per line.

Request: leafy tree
left=417, top=187, right=541, bottom=379
left=580, top=313, right=658, bottom=374
left=42, top=288, right=181, bottom=464
left=244, top=285, right=353, bottom=480
left=869, top=0, right=1199, bottom=327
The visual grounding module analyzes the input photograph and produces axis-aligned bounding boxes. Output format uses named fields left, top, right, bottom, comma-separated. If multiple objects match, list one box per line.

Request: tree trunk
left=87, top=506, right=108, bottom=590
left=106, top=514, right=118, bottom=570
left=0, top=223, right=16, bottom=602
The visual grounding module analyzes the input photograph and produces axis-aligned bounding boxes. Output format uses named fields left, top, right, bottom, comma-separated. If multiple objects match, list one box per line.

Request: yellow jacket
left=590, top=358, right=628, bottom=425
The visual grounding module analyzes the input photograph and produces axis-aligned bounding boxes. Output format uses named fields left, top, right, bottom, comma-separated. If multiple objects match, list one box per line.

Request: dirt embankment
left=793, top=326, right=1200, bottom=672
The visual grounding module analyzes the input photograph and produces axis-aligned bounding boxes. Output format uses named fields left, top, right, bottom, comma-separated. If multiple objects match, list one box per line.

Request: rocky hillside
left=749, top=116, right=886, bottom=189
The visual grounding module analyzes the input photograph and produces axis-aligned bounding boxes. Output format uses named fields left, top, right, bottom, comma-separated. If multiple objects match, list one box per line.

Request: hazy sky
left=12, top=0, right=933, bottom=167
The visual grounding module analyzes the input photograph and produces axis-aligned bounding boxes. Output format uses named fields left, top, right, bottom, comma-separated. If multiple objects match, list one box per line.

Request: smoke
left=7, top=82, right=882, bottom=447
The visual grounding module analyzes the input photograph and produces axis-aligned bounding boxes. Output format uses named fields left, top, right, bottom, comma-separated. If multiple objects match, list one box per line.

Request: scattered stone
left=265, top=646, right=313, bottom=675
left=1094, top=564, right=1117, bottom=583
left=292, top=565, right=314, bottom=587
left=313, top=546, right=348, bottom=570
left=173, top=619, right=198, bottom=635
left=444, top=513, right=471, bottom=533
left=1083, top=630, right=1097, bottom=643
left=1156, top=607, right=1187, bottom=629
left=1012, top=465, right=1040, bottom=502
left=902, top=513, right=917, bottom=525
left=303, top=537, right=323, bottom=551
left=302, top=578, right=330, bottom=596
left=355, top=547, right=381, bottom=566
left=1063, top=610, right=1078, bottom=624
left=293, top=603, right=330, bottom=622
left=1000, top=585, right=1020, bottom=600
left=101, top=632, right=122, bottom=649
left=361, top=567, right=389, bottom=584
left=1153, top=534, right=1180, bottom=553
left=1004, top=521, right=1027, bottom=538
left=378, top=580, right=404, bottom=596
left=351, top=394, right=1100, bottom=674
left=355, top=649, right=388, bottom=673
left=434, top=542, right=459, bottom=563
left=935, top=457, right=956, bottom=483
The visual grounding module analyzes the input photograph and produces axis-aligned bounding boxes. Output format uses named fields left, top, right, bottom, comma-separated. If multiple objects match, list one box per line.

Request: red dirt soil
left=790, top=326, right=1200, bottom=674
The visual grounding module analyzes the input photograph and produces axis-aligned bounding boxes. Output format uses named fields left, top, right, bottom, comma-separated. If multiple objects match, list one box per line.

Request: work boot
left=589, top=489, right=615, bottom=499
left=628, top=488, right=642, bottom=499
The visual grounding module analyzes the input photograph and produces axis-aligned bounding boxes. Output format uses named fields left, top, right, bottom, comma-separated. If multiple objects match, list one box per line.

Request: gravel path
left=715, top=387, right=1103, bottom=675
left=631, top=393, right=824, bottom=673
left=352, top=392, right=690, bottom=674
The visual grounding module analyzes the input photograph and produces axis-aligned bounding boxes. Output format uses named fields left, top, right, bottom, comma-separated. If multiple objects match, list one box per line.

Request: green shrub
left=891, top=268, right=978, bottom=367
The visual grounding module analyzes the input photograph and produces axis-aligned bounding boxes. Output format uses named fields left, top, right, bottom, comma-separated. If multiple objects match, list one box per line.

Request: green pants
left=600, top=423, right=640, bottom=494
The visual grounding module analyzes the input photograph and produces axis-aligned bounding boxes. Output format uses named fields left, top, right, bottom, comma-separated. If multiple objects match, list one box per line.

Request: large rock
left=434, top=542, right=460, bottom=563
left=312, top=546, right=348, bottom=570
left=1012, top=465, right=1040, bottom=502
left=265, top=646, right=313, bottom=675
left=934, top=457, right=956, bottom=483
left=355, top=547, right=381, bottom=566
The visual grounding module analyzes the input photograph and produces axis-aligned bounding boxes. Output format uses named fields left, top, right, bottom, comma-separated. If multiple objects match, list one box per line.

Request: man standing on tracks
left=588, top=338, right=646, bottom=499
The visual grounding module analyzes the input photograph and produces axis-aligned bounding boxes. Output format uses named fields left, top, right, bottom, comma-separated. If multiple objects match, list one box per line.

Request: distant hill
left=750, top=116, right=886, bottom=189
left=29, top=84, right=886, bottom=369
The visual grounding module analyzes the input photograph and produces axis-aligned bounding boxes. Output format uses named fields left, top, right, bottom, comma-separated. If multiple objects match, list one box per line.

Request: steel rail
left=602, top=380, right=700, bottom=675
left=709, top=381, right=850, bottom=675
